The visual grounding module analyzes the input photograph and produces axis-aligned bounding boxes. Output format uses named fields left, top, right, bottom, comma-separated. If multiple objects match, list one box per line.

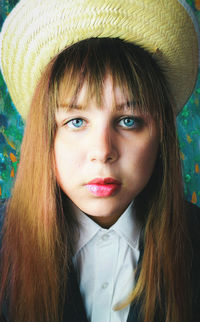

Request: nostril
left=89, top=150, right=117, bottom=163
left=107, top=155, right=113, bottom=161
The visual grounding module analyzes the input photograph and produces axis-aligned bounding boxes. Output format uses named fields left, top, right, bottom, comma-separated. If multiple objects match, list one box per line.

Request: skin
left=54, top=76, right=159, bottom=228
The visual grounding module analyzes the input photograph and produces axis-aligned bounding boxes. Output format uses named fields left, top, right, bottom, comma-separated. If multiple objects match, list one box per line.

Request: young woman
left=0, top=1, right=200, bottom=322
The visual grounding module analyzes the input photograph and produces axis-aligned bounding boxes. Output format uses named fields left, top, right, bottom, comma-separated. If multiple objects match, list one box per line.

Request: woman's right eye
left=66, top=118, right=85, bottom=128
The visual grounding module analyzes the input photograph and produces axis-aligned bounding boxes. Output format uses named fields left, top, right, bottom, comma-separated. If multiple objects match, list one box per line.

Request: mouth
left=85, top=177, right=121, bottom=197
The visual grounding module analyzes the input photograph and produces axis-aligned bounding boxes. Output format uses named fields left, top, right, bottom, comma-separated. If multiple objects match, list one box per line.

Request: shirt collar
left=72, top=201, right=141, bottom=255
left=111, top=201, right=141, bottom=249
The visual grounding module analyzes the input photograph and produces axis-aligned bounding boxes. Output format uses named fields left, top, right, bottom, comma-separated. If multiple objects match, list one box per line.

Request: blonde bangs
left=48, top=38, right=170, bottom=126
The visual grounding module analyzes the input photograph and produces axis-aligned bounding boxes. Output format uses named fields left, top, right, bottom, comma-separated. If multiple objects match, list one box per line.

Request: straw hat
left=0, top=0, right=199, bottom=119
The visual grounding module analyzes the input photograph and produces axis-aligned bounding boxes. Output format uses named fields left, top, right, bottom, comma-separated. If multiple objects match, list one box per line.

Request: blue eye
left=119, top=117, right=138, bottom=128
left=67, top=118, right=84, bottom=128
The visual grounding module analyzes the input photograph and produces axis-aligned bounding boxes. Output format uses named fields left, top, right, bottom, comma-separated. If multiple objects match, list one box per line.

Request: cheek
left=125, top=136, right=159, bottom=181
left=54, top=138, right=85, bottom=182
left=139, top=140, right=158, bottom=168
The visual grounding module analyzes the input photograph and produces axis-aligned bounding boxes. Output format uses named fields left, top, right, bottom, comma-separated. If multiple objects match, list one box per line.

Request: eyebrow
left=59, top=100, right=139, bottom=111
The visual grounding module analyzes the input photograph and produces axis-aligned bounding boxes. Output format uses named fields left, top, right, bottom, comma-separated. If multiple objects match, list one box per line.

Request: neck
left=86, top=213, right=122, bottom=228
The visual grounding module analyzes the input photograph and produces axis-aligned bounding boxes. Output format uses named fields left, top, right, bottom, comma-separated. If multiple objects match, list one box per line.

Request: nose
left=87, top=126, right=119, bottom=163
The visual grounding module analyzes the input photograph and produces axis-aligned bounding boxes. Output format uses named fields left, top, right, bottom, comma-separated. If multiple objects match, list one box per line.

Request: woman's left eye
left=118, top=117, right=142, bottom=129
left=66, top=118, right=85, bottom=128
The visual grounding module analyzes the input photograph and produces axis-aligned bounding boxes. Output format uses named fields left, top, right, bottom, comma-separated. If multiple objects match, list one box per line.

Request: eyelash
left=65, top=116, right=143, bottom=129
left=66, top=118, right=85, bottom=128
left=118, top=116, right=143, bottom=129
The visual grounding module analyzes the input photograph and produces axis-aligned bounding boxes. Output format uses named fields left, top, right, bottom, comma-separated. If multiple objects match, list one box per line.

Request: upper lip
left=86, top=177, right=121, bottom=185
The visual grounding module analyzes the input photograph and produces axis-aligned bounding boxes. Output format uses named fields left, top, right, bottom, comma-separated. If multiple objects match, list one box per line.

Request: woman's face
left=54, top=76, right=159, bottom=227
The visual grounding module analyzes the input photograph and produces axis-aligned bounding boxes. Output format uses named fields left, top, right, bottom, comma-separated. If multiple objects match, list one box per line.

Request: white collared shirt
left=73, top=202, right=141, bottom=322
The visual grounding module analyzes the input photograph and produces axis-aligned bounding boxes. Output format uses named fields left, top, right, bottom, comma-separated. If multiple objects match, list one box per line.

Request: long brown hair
left=0, top=38, right=191, bottom=321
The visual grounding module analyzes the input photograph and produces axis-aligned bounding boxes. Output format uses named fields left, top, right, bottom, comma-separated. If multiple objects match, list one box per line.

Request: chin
left=80, top=198, right=130, bottom=218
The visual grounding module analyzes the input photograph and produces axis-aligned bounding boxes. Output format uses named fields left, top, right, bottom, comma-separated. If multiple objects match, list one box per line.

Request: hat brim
left=0, top=0, right=199, bottom=119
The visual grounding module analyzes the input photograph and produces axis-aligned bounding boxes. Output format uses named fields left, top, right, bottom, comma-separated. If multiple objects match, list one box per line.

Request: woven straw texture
left=0, top=0, right=199, bottom=119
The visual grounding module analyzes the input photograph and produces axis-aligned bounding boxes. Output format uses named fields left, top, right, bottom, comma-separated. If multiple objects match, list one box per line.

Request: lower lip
left=85, top=184, right=121, bottom=197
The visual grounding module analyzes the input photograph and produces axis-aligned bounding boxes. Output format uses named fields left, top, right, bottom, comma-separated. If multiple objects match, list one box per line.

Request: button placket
left=92, top=231, right=117, bottom=321
left=101, top=234, right=109, bottom=241
left=102, top=282, right=109, bottom=289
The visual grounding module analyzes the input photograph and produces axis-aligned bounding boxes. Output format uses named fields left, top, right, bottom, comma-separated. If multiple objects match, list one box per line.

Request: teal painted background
left=0, top=0, right=200, bottom=206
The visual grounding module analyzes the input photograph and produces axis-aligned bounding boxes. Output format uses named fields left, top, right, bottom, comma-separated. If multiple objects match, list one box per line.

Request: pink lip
left=86, top=177, right=121, bottom=197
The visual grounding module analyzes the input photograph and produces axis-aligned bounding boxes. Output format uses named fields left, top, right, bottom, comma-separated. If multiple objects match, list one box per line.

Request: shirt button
left=102, top=234, right=109, bottom=241
left=102, top=282, right=109, bottom=289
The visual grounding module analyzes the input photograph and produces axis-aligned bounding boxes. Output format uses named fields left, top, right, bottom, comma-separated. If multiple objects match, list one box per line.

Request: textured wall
left=0, top=0, right=200, bottom=206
